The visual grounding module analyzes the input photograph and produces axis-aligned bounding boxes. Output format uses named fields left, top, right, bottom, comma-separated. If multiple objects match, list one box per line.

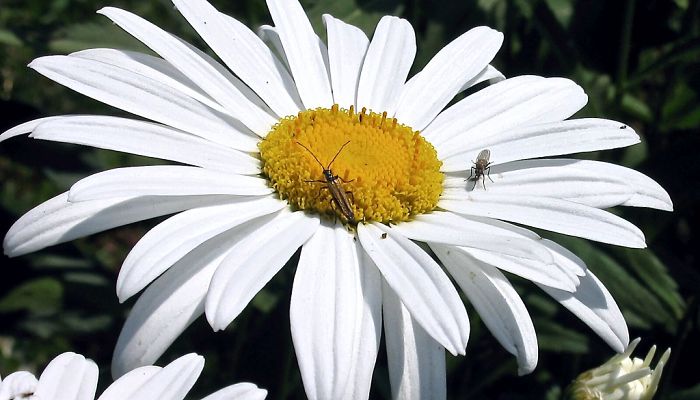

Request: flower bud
left=566, top=338, right=670, bottom=400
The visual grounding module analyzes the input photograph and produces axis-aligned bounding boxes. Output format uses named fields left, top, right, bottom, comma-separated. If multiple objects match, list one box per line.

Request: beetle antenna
left=327, top=141, right=351, bottom=169
left=296, top=141, right=325, bottom=169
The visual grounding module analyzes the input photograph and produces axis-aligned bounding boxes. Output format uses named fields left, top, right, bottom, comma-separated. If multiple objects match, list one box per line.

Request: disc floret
left=259, top=105, right=443, bottom=223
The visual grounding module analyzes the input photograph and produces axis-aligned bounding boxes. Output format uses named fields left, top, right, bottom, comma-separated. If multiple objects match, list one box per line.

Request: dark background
left=0, top=0, right=698, bottom=398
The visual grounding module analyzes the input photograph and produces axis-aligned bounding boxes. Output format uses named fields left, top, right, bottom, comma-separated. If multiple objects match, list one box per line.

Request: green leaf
left=620, top=92, right=654, bottom=123
left=619, top=137, right=648, bottom=168
left=537, top=319, right=589, bottom=353
left=477, top=0, right=502, bottom=13
left=630, top=37, right=700, bottom=86
left=61, top=314, right=111, bottom=333
left=555, top=237, right=677, bottom=332
left=513, top=0, right=534, bottom=18
left=544, top=0, right=574, bottom=28
left=48, top=22, right=152, bottom=54
left=303, top=0, right=402, bottom=39
left=30, top=255, right=92, bottom=270
left=545, top=386, right=563, bottom=400
left=673, top=0, right=689, bottom=9
left=18, top=319, right=61, bottom=339
left=670, top=383, right=700, bottom=400
left=621, top=248, right=685, bottom=320
left=63, top=272, right=110, bottom=286
left=661, top=81, right=700, bottom=131
left=525, top=292, right=559, bottom=317
left=0, top=29, right=22, bottom=46
left=251, top=289, right=280, bottom=314
left=0, top=278, right=63, bottom=315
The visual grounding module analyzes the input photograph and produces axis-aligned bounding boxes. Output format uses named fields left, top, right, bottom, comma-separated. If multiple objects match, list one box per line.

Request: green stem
left=615, top=0, right=636, bottom=110
left=658, top=296, right=697, bottom=399
left=275, top=330, right=295, bottom=400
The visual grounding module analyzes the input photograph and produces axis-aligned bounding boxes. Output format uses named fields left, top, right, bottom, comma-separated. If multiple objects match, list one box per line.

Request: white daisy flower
left=566, top=338, right=670, bottom=400
left=1, top=0, right=672, bottom=398
left=0, top=352, right=266, bottom=400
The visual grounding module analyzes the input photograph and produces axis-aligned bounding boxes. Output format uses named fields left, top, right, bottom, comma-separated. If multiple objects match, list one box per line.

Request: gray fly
left=468, top=149, right=493, bottom=190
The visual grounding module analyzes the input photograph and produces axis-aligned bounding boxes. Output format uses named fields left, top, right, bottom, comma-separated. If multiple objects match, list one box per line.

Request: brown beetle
left=468, top=149, right=493, bottom=190
left=296, top=141, right=356, bottom=224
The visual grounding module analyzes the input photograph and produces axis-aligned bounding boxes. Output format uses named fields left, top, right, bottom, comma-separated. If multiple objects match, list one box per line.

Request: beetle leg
left=312, top=185, right=329, bottom=201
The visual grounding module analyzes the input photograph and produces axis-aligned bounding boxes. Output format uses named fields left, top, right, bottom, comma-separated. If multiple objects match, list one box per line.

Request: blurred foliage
left=0, top=0, right=698, bottom=399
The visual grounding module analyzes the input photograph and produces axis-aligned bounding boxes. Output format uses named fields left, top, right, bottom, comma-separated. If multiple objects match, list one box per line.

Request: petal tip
left=205, top=310, right=226, bottom=332
left=27, top=55, right=56, bottom=70
left=517, top=362, right=536, bottom=376
left=660, top=199, right=674, bottom=212
left=3, top=236, right=20, bottom=258
left=116, top=291, right=129, bottom=304
left=66, top=190, right=79, bottom=203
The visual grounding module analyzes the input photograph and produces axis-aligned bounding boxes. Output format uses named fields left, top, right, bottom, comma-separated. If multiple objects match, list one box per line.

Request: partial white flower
left=566, top=338, right=670, bottom=400
left=1, top=0, right=672, bottom=399
left=0, top=371, right=38, bottom=400
left=0, top=352, right=266, bottom=400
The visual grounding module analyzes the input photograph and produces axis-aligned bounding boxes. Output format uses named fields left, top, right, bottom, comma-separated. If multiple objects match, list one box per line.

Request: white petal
left=257, top=25, right=289, bottom=70
left=0, top=371, right=38, bottom=399
left=30, top=116, right=261, bottom=175
left=206, top=211, right=319, bottom=331
left=506, top=159, right=673, bottom=211
left=390, top=211, right=553, bottom=263
left=28, top=55, right=258, bottom=151
left=118, top=197, right=286, bottom=302
left=111, top=227, right=249, bottom=377
left=383, top=283, right=446, bottom=400
left=539, top=269, right=629, bottom=352
left=0, top=116, right=71, bottom=143
left=171, top=0, right=302, bottom=117
left=97, top=366, right=161, bottom=400
left=439, top=118, right=641, bottom=172
left=442, top=164, right=635, bottom=209
left=68, top=166, right=271, bottom=201
left=436, top=211, right=579, bottom=278
left=291, top=222, right=381, bottom=400
left=395, top=26, right=503, bottom=130
left=432, top=244, right=538, bottom=375
left=459, top=64, right=505, bottom=92
left=424, top=76, right=586, bottom=151
left=200, top=383, right=268, bottom=400
left=439, top=194, right=646, bottom=248
left=463, top=248, right=577, bottom=292
left=126, top=353, right=203, bottom=400
left=175, top=21, right=276, bottom=114
left=356, top=16, right=416, bottom=114
left=542, top=239, right=586, bottom=277
left=357, top=223, right=469, bottom=355
left=71, top=48, right=228, bottom=115
left=97, top=8, right=276, bottom=134
left=346, top=250, right=384, bottom=400
left=266, top=0, right=332, bottom=109
left=4, top=192, right=227, bottom=257
left=415, top=214, right=584, bottom=287
left=322, top=14, right=369, bottom=108
left=34, top=353, right=98, bottom=400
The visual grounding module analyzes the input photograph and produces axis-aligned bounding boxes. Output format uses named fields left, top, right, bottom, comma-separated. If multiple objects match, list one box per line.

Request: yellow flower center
left=258, top=104, right=443, bottom=224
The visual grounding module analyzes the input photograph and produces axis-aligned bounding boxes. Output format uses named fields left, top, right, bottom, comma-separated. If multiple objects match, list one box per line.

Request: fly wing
left=477, top=149, right=491, bottom=162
